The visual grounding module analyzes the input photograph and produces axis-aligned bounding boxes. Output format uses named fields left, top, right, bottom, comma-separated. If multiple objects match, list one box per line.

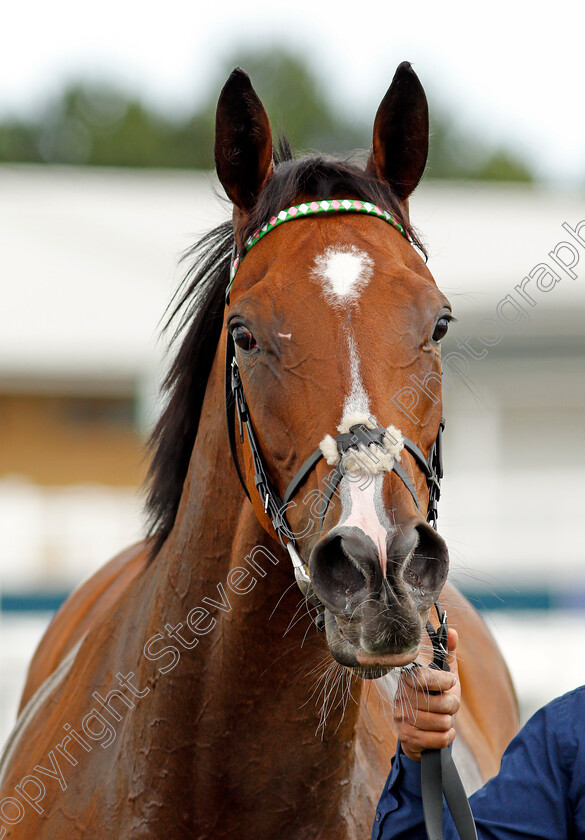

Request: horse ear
left=215, top=68, right=274, bottom=214
left=367, top=62, right=429, bottom=202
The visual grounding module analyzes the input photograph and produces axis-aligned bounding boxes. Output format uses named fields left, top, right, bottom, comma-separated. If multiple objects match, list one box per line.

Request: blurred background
left=1, top=0, right=584, bottom=747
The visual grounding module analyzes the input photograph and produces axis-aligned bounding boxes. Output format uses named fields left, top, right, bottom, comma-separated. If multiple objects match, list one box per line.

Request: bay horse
left=0, top=63, right=518, bottom=839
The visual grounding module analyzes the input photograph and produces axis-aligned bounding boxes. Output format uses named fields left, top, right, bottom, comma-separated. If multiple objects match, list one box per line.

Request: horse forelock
left=144, top=139, right=426, bottom=561
left=241, top=144, right=426, bottom=256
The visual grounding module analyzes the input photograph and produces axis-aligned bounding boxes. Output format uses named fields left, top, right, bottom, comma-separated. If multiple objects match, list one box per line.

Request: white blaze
left=313, top=245, right=374, bottom=306
left=313, top=244, right=395, bottom=577
left=344, top=333, right=369, bottom=415
left=312, top=245, right=374, bottom=415
left=343, top=479, right=390, bottom=578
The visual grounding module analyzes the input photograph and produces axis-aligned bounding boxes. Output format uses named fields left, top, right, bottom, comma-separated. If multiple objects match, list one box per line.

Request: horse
left=0, top=62, right=518, bottom=839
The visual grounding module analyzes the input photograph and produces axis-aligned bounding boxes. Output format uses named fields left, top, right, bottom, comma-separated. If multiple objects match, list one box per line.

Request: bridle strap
left=226, top=336, right=444, bottom=546
left=225, top=331, right=252, bottom=504
left=226, top=332, right=301, bottom=548
left=282, top=447, right=325, bottom=505
left=392, top=461, right=421, bottom=511
left=282, top=428, right=443, bottom=529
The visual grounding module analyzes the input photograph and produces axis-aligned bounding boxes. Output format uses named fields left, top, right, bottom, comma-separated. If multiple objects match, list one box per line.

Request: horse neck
left=142, top=342, right=364, bottom=806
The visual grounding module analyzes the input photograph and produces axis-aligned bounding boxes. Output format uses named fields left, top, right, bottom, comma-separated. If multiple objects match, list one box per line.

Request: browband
left=226, top=198, right=413, bottom=302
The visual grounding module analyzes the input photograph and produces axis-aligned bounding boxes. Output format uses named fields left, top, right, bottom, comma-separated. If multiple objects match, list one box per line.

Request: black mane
left=145, top=142, right=425, bottom=558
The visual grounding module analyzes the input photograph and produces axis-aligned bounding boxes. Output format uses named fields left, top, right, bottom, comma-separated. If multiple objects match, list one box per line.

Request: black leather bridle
left=225, top=329, right=445, bottom=612
left=224, top=204, right=477, bottom=840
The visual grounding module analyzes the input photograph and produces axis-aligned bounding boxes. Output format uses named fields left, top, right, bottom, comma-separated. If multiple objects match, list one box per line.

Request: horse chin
left=322, top=610, right=421, bottom=681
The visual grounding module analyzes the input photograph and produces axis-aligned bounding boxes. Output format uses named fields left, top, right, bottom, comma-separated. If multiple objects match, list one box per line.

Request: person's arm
left=374, top=631, right=581, bottom=840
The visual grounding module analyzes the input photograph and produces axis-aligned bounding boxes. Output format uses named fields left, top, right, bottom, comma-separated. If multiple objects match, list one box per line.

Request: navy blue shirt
left=373, top=685, right=585, bottom=839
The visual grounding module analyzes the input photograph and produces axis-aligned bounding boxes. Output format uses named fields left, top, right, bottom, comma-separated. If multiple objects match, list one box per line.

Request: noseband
left=224, top=200, right=444, bottom=620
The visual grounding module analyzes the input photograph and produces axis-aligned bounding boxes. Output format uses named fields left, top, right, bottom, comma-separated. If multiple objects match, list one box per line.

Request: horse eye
left=432, top=316, right=451, bottom=342
left=232, top=325, right=258, bottom=352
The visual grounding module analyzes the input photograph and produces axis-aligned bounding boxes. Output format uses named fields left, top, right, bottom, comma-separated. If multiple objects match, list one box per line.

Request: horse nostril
left=402, top=523, right=449, bottom=600
left=309, top=534, right=369, bottom=615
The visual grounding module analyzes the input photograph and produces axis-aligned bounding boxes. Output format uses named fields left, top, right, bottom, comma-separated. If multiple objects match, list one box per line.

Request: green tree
left=211, top=49, right=369, bottom=154
left=0, top=122, right=40, bottom=162
left=426, top=104, right=532, bottom=182
left=0, top=48, right=534, bottom=182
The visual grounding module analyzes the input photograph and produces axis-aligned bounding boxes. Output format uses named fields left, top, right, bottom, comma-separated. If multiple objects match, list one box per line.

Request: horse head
left=216, top=63, right=451, bottom=678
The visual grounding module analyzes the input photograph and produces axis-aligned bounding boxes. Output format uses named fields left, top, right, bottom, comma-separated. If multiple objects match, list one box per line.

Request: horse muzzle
left=308, top=519, right=449, bottom=673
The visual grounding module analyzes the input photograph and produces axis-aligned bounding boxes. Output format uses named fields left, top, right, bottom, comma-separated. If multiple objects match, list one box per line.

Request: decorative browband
left=227, top=198, right=412, bottom=299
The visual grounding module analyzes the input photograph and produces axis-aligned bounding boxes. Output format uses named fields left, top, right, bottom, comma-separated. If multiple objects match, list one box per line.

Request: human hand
left=393, top=628, right=461, bottom=762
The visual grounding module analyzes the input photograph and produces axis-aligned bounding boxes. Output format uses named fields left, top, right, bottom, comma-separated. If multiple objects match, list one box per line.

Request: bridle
left=224, top=199, right=444, bottom=618
left=226, top=332, right=444, bottom=621
left=224, top=198, right=476, bottom=840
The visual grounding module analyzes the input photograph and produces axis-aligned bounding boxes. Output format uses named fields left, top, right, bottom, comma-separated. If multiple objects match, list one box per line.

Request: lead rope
left=420, top=605, right=478, bottom=840
left=418, top=426, right=477, bottom=840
